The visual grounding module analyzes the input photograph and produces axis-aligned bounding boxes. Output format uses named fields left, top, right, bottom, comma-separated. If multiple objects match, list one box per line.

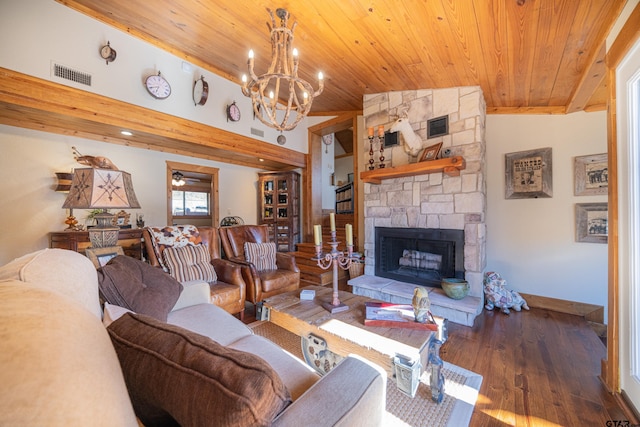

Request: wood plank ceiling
left=59, top=0, right=625, bottom=114
left=0, top=1, right=627, bottom=170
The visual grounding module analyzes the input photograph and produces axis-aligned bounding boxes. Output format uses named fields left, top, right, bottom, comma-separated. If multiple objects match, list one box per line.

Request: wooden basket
left=349, top=262, right=364, bottom=278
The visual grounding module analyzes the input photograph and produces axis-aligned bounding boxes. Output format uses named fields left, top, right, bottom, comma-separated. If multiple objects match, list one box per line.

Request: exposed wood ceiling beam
left=0, top=68, right=305, bottom=171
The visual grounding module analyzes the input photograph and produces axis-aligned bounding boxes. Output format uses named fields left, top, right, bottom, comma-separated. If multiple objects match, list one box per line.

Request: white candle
left=329, top=213, right=336, bottom=232
left=314, top=224, right=322, bottom=245
left=345, top=224, right=353, bottom=246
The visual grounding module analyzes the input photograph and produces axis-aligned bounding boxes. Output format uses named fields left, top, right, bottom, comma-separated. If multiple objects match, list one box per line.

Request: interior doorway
left=166, top=161, right=219, bottom=227
left=306, top=113, right=361, bottom=248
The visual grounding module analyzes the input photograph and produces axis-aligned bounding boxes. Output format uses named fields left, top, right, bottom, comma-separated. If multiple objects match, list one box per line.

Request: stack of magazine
left=364, top=302, right=437, bottom=330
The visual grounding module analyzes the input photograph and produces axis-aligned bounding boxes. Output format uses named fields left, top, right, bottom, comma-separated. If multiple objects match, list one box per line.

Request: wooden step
left=291, top=250, right=349, bottom=287
left=296, top=241, right=352, bottom=254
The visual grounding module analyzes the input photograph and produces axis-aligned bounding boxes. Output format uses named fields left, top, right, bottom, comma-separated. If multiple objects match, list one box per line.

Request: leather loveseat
left=0, top=249, right=386, bottom=426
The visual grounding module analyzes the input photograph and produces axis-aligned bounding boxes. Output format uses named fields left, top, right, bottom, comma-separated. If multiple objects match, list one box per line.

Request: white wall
left=0, top=0, right=312, bottom=152
left=0, top=125, right=262, bottom=264
left=0, top=0, right=324, bottom=264
left=486, top=112, right=608, bottom=316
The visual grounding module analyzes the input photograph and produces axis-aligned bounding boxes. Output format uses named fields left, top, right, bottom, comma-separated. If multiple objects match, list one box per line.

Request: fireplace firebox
left=375, top=227, right=465, bottom=288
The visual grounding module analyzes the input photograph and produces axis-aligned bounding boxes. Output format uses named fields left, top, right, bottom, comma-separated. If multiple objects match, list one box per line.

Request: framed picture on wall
left=505, top=147, right=553, bottom=199
left=575, top=203, right=608, bottom=243
left=574, top=153, right=608, bottom=196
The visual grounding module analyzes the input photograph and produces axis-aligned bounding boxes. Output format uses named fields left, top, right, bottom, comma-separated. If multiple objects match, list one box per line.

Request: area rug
left=249, top=321, right=482, bottom=427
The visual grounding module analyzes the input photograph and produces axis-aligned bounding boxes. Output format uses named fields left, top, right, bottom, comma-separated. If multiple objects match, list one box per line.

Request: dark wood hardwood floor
left=242, top=301, right=636, bottom=426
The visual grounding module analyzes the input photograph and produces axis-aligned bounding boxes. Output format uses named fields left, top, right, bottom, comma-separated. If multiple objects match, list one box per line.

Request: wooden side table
left=49, top=229, right=144, bottom=260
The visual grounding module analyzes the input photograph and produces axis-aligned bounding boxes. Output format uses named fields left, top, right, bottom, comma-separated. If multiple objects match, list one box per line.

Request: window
left=172, top=190, right=210, bottom=217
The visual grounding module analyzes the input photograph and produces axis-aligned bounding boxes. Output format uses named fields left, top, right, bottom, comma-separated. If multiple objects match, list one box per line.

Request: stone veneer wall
left=362, top=86, right=487, bottom=297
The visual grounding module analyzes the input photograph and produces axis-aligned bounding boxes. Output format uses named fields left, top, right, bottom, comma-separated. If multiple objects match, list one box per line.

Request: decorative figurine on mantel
left=390, top=114, right=423, bottom=157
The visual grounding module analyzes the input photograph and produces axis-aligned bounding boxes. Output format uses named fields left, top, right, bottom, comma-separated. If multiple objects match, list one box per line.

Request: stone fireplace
left=348, top=86, right=486, bottom=326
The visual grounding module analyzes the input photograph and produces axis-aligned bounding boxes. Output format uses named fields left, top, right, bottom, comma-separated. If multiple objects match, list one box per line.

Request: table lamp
left=62, top=168, right=140, bottom=248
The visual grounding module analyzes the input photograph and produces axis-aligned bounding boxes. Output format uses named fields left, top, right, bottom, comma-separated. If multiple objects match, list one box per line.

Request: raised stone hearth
left=348, top=275, right=482, bottom=327
left=354, top=86, right=487, bottom=326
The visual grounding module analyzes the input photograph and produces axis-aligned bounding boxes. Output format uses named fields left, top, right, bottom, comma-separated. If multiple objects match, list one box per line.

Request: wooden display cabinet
left=49, top=228, right=144, bottom=260
left=258, top=171, right=300, bottom=252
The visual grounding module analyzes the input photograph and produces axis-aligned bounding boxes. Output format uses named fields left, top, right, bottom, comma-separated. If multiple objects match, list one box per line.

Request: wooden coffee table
left=262, top=285, right=445, bottom=399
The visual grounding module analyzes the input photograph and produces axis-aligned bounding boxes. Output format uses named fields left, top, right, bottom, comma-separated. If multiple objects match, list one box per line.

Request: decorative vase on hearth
left=441, top=278, right=469, bottom=300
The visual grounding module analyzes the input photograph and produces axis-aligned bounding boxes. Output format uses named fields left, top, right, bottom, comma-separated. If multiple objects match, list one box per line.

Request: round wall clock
left=193, top=76, right=208, bottom=106
left=99, top=41, right=116, bottom=65
left=227, top=101, right=241, bottom=122
left=145, top=71, right=171, bottom=99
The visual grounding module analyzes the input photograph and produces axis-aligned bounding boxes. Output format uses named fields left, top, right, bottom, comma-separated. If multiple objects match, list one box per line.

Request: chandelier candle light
left=312, top=213, right=355, bottom=313
left=241, top=8, right=324, bottom=132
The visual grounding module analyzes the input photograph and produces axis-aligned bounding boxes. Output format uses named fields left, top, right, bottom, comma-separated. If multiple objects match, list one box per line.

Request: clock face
left=145, top=73, right=171, bottom=99
left=227, top=102, right=241, bottom=122
left=193, top=77, right=208, bottom=106
left=100, top=43, right=116, bottom=63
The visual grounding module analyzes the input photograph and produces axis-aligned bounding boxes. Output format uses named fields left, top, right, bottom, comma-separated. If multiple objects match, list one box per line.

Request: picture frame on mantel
left=419, top=142, right=443, bottom=162
left=505, top=147, right=553, bottom=199
left=574, top=153, right=608, bottom=196
left=575, top=203, right=608, bottom=243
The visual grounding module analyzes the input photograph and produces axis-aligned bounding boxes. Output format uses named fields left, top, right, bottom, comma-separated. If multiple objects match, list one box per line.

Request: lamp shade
left=62, top=168, right=140, bottom=210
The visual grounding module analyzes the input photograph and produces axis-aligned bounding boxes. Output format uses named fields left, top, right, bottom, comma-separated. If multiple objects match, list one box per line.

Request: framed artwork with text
left=505, top=147, right=553, bottom=199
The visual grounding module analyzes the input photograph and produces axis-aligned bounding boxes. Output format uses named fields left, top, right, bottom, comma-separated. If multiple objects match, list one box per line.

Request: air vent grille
left=250, top=128, right=264, bottom=138
left=52, top=63, right=92, bottom=86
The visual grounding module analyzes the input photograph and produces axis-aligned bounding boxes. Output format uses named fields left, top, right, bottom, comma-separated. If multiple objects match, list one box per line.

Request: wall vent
left=250, top=128, right=264, bottom=138
left=427, top=115, right=449, bottom=139
left=52, top=63, right=92, bottom=86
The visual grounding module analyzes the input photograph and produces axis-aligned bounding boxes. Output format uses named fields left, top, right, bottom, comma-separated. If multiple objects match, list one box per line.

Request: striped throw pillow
left=243, top=242, right=277, bottom=271
left=162, top=244, right=217, bottom=283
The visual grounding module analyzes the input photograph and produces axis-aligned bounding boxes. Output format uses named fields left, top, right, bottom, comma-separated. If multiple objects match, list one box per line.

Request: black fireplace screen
left=375, top=227, right=464, bottom=288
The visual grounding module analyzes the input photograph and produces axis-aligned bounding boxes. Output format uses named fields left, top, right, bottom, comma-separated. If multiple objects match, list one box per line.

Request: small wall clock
left=99, top=41, right=116, bottom=65
left=227, top=101, right=241, bottom=122
left=145, top=71, right=171, bottom=99
left=193, top=76, right=208, bottom=106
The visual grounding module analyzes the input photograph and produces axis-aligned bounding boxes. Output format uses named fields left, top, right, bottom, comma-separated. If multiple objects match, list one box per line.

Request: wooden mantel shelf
left=360, top=156, right=466, bottom=184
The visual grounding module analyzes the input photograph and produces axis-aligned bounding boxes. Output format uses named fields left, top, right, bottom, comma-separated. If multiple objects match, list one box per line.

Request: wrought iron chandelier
left=241, top=8, right=324, bottom=133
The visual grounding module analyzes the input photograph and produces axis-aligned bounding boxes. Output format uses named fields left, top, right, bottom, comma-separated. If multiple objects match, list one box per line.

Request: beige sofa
left=0, top=249, right=386, bottom=426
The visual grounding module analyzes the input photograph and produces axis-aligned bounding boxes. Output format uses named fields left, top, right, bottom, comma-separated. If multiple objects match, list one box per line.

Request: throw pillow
left=145, top=225, right=203, bottom=272
left=162, top=243, right=217, bottom=283
left=244, top=242, right=277, bottom=271
left=97, top=255, right=183, bottom=322
left=108, top=312, right=292, bottom=427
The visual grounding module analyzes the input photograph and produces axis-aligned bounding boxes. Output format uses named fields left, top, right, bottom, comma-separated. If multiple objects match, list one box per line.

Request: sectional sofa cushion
left=97, top=255, right=182, bottom=322
left=0, top=248, right=102, bottom=318
left=107, top=312, right=291, bottom=427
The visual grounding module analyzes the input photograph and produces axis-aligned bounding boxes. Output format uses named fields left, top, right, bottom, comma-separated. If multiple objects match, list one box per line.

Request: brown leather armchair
left=218, top=225, right=300, bottom=305
left=142, top=226, right=246, bottom=320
